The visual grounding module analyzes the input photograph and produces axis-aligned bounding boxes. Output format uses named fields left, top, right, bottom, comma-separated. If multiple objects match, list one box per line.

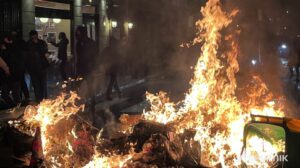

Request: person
left=26, top=30, right=49, bottom=103
left=75, top=26, right=97, bottom=80
left=0, top=44, right=13, bottom=108
left=102, top=36, right=122, bottom=100
left=10, top=31, right=30, bottom=102
left=75, top=26, right=97, bottom=88
left=75, top=26, right=98, bottom=124
left=0, top=34, right=23, bottom=107
left=50, top=32, right=69, bottom=81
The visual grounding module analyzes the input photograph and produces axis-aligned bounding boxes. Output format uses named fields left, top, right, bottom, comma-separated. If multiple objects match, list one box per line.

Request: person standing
left=26, top=30, right=49, bottom=103
left=0, top=34, right=25, bottom=107
left=75, top=26, right=98, bottom=112
left=10, top=31, right=30, bottom=103
left=75, top=26, right=97, bottom=80
left=75, top=26, right=97, bottom=91
left=0, top=42, right=15, bottom=108
left=50, top=32, right=69, bottom=81
left=102, top=36, right=122, bottom=100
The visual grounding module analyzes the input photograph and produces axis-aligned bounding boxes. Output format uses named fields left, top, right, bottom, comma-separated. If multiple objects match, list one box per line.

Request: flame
left=242, top=136, right=285, bottom=168
left=18, top=0, right=285, bottom=167
left=143, top=0, right=284, bottom=167
left=23, top=92, right=94, bottom=167
left=83, top=154, right=132, bottom=168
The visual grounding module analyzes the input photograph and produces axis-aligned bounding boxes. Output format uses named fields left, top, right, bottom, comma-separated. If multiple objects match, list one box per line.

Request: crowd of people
left=0, top=26, right=122, bottom=110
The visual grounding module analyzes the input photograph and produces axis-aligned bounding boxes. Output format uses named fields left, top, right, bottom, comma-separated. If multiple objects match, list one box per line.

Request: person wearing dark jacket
left=0, top=34, right=24, bottom=107
left=11, top=31, right=30, bottom=102
left=75, top=26, right=97, bottom=78
left=102, top=36, right=122, bottom=100
left=50, top=32, right=69, bottom=81
left=0, top=41, right=14, bottom=108
left=75, top=26, right=97, bottom=92
left=26, top=30, right=49, bottom=103
left=75, top=26, right=97, bottom=123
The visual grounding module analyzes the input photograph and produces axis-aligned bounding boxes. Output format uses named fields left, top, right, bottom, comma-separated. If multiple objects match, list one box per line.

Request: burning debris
left=10, top=92, right=94, bottom=167
left=94, top=120, right=204, bottom=167
left=7, top=0, right=286, bottom=167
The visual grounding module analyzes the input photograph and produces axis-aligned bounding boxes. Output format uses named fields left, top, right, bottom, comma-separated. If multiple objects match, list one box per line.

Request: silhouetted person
left=26, top=30, right=49, bottom=103
left=0, top=43, right=14, bottom=108
left=0, top=34, right=24, bottom=107
left=11, top=31, right=30, bottom=102
left=102, top=36, right=122, bottom=100
left=50, top=32, right=69, bottom=81
left=75, top=26, right=97, bottom=120
left=75, top=26, right=97, bottom=79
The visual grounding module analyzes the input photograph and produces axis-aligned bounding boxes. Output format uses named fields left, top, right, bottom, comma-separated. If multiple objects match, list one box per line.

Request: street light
left=128, top=22, right=133, bottom=29
left=111, top=21, right=117, bottom=28
left=40, top=18, right=49, bottom=23
left=281, top=44, right=287, bottom=49
left=251, top=59, right=257, bottom=65
left=53, top=18, right=61, bottom=24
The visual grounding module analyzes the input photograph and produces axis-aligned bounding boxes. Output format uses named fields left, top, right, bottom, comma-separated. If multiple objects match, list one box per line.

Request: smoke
left=224, top=0, right=300, bottom=117
left=130, top=1, right=199, bottom=66
left=80, top=1, right=300, bottom=117
left=94, top=108, right=119, bottom=138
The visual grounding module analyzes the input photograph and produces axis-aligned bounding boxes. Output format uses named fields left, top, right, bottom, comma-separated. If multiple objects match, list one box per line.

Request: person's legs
left=113, top=75, right=121, bottom=97
left=30, top=72, right=43, bottom=103
left=86, top=76, right=95, bottom=124
left=1, top=82, right=15, bottom=108
left=41, top=70, right=47, bottom=99
left=60, top=61, right=67, bottom=81
left=106, top=73, right=115, bottom=100
left=11, top=80, right=21, bottom=104
left=20, top=74, right=30, bottom=100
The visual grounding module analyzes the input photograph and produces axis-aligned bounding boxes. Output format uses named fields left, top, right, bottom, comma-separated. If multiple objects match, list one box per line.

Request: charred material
left=98, top=120, right=208, bottom=168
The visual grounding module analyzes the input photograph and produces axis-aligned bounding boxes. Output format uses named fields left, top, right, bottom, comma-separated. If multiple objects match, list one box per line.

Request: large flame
left=143, top=0, right=284, bottom=167
left=23, top=92, right=94, bottom=167
left=19, top=0, right=285, bottom=167
left=83, top=154, right=132, bottom=168
left=242, top=136, right=285, bottom=168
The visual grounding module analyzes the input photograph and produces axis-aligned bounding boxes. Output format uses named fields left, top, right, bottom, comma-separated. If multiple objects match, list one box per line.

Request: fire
left=83, top=154, right=132, bottom=168
left=143, top=0, right=284, bottom=167
left=23, top=92, right=95, bottom=167
left=242, top=136, right=285, bottom=167
left=16, top=0, right=286, bottom=167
